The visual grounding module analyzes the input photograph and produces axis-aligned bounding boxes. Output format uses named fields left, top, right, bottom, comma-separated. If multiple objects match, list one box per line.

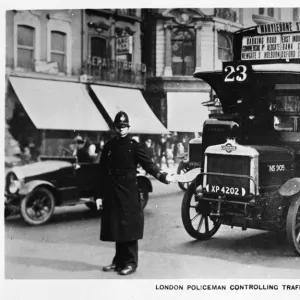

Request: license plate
left=206, top=184, right=246, bottom=196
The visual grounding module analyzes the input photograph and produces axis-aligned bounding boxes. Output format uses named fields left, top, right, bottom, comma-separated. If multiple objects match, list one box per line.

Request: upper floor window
left=293, top=8, right=299, bottom=21
left=218, top=32, right=232, bottom=61
left=116, top=9, right=136, bottom=17
left=171, top=28, right=195, bottom=76
left=17, top=25, right=35, bottom=69
left=258, top=8, right=275, bottom=17
left=50, top=31, right=66, bottom=73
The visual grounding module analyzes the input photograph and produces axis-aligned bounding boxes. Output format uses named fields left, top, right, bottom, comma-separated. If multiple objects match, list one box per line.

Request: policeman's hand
left=165, top=173, right=178, bottom=183
left=96, top=198, right=103, bottom=210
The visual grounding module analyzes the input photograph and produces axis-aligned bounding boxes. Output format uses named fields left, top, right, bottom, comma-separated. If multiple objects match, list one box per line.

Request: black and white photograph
left=2, top=1, right=300, bottom=299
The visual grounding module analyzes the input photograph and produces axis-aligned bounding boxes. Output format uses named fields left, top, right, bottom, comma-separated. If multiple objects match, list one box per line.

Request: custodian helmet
left=113, top=111, right=130, bottom=127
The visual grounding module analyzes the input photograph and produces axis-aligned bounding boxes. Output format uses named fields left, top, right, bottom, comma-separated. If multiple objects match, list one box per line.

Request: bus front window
left=270, top=89, right=300, bottom=132
left=274, top=116, right=297, bottom=132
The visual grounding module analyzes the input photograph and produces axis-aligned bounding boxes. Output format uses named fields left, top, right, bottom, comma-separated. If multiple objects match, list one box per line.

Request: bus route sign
left=241, top=22, right=300, bottom=61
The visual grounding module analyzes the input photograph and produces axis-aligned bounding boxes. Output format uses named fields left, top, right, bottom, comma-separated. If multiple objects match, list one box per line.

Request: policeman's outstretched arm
left=135, top=142, right=177, bottom=184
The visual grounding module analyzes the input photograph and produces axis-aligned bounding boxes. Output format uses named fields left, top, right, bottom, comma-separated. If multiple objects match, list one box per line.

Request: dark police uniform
left=96, top=111, right=169, bottom=274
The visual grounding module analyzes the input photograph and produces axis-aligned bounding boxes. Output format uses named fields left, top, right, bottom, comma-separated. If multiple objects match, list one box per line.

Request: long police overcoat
left=96, top=135, right=168, bottom=242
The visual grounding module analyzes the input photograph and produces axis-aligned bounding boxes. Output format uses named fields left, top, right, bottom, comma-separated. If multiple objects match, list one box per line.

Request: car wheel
left=20, top=187, right=55, bottom=225
left=85, top=202, right=97, bottom=211
left=177, top=161, right=190, bottom=191
left=286, top=195, right=300, bottom=256
left=181, top=180, right=221, bottom=240
left=139, top=186, right=149, bottom=210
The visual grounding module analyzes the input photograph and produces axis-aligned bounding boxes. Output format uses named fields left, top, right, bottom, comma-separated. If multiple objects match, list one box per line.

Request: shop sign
left=116, top=36, right=133, bottom=55
left=241, top=32, right=300, bottom=60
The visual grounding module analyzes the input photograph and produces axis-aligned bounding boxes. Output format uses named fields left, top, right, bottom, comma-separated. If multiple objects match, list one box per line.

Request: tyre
left=139, top=186, right=149, bottom=210
left=286, top=194, right=300, bottom=255
left=20, top=187, right=55, bottom=225
left=85, top=202, right=97, bottom=211
left=177, top=161, right=190, bottom=191
left=181, top=179, right=221, bottom=240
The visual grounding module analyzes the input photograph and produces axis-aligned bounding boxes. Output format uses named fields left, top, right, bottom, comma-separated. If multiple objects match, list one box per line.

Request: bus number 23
left=224, top=65, right=248, bottom=82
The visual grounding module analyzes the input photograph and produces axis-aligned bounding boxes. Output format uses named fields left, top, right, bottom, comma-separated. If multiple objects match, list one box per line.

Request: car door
left=75, top=162, right=100, bottom=198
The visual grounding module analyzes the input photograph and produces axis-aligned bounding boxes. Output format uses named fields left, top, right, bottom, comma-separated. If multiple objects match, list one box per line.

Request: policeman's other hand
left=165, top=173, right=178, bottom=183
left=96, top=198, right=103, bottom=210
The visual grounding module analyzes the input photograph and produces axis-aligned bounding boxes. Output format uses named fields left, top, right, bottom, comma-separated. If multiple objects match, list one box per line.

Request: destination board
left=241, top=33, right=300, bottom=60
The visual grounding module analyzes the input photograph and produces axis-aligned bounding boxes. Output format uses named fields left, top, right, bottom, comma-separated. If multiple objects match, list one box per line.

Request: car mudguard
left=137, top=175, right=153, bottom=193
left=19, top=180, right=56, bottom=196
left=278, top=178, right=300, bottom=197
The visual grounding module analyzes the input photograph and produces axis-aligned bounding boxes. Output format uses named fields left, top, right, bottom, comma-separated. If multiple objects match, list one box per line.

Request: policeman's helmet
left=113, top=111, right=130, bottom=128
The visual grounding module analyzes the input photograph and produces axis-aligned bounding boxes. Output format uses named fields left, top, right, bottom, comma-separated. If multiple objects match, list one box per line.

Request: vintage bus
left=181, top=21, right=300, bottom=255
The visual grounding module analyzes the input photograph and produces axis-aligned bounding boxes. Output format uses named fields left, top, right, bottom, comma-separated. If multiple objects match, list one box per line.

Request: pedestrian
left=158, top=135, right=169, bottom=168
left=72, top=135, right=93, bottom=163
left=95, top=111, right=176, bottom=276
left=144, top=138, right=155, bottom=162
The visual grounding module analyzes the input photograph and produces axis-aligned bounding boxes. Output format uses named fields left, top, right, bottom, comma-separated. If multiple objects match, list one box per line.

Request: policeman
left=95, top=111, right=176, bottom=276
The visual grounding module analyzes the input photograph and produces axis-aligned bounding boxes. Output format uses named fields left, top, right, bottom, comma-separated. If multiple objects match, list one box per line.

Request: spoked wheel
left=20, top=187, right=55, bottom=225
left=181, top=179, right=221, bottom=240
left=286, top=195, right=300, bottom=255
left=177, top=161, right=190, bottom=191
left=139, top=186, right=149, bottom=210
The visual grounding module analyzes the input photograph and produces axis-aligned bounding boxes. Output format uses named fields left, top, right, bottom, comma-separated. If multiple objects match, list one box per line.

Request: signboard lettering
left=241, top=33, right=300, bottom=60
left=116, top=36, right=133, bottom=55
left=257, top=22, right=300, bottom=34
left=221, top=143, right=237, bottom=153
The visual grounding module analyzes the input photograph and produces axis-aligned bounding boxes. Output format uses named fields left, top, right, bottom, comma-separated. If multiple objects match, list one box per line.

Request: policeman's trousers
left=112, top=240, right=138, bottom=268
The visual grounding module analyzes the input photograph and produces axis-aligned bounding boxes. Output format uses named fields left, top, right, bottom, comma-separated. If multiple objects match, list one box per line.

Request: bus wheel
left=286, top=195, right=300, bottom=256
left=181, top=180, right=221, bottom=240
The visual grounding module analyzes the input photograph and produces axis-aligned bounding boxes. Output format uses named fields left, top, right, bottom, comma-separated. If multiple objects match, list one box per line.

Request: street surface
left=5, top=168, right=300, bottom=279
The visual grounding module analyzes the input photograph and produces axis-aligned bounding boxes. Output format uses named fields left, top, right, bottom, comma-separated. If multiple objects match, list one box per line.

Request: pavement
left=5, top=236, right=300, bottom=280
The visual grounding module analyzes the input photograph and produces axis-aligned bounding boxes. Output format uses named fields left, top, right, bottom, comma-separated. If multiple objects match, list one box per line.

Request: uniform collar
left=116, top=135, right=129, bottom=144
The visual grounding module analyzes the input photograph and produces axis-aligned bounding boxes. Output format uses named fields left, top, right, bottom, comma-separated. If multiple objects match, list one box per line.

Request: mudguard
left=278, top=178, right=300, bottom=197
left=19, top=180, right=56, bottom=196
left=137, top=175, right=153, bottom=193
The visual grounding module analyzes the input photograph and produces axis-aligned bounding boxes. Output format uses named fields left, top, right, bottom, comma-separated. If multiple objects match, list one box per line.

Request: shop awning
left=90, top=85, right=168, bottom=134
left=9, top=77, right=109, bottom=131
left=167, top=92, right=209, bottom=132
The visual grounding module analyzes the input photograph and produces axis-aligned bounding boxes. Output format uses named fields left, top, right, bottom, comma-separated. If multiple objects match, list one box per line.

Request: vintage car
left=5, top=156, right=152, bottom=225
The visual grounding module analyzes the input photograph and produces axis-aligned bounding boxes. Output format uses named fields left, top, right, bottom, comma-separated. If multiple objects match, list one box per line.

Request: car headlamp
left=6, top=172, right=20, bottom=194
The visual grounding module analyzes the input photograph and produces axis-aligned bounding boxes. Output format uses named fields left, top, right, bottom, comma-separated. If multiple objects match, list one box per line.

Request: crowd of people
left=8, top=131, right=194, bottom=168
left=143, top=134, right=190, bottom=167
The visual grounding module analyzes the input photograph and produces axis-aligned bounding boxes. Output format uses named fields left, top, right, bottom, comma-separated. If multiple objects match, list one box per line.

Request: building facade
left=5, top=9, right=154, bottom=161
left=5, top=8, right=300, bottom=161
left=142, top=7, right=300, bottom=135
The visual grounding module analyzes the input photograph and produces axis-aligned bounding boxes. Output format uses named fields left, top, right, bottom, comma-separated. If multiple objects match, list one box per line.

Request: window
left=218, top=32, right=232, bottom=61
left=171, top=28, right=195, bottom=76
left=90, top=37, right=107, bottom=65
left=293, top=8, right=299, bottom=21
left=50, top=31, right=66, bottom=72
left=258, top=7, right=275, bottom=17
left=17, top=25, right=35, bottom=69
left=270, top=91, right=300, bottom=132
left=116, top=9, right=136, bottom=16
left=267, top=8, right=274, bottom=17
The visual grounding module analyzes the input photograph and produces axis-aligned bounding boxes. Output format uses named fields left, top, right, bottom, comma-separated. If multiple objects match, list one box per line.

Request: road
left=4, top=177, right=300, bottom=279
